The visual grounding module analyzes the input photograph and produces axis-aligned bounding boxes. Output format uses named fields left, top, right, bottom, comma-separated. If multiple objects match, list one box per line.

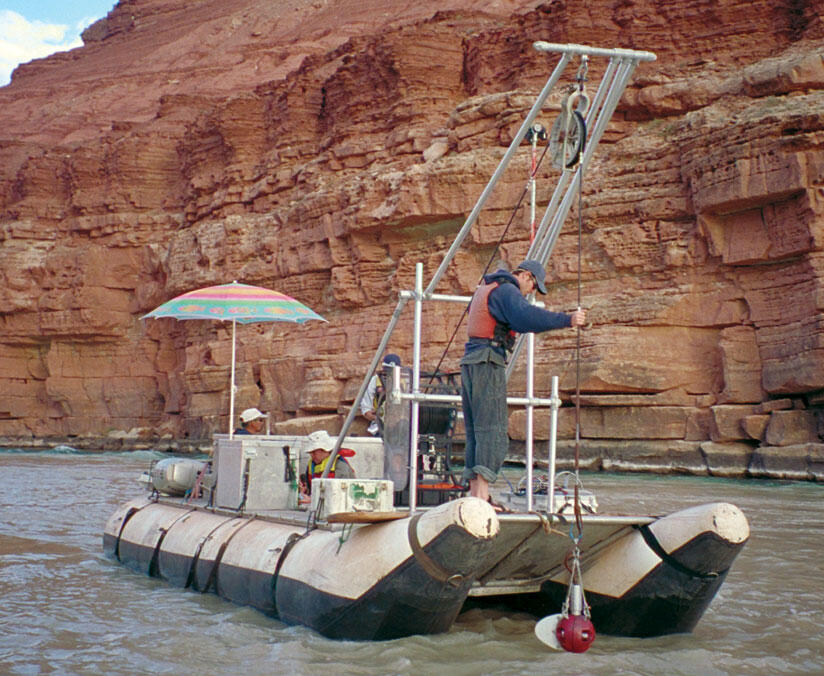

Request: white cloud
left=0, top=10, right=86, bottom=86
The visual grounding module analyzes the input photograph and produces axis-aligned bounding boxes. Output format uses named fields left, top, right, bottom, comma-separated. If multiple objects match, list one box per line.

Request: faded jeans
left=460, top=348, right=507, bottom=483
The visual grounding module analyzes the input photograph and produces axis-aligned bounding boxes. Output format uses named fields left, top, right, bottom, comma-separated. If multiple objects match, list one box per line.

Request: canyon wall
left=1, top=0, right=823, bottom=479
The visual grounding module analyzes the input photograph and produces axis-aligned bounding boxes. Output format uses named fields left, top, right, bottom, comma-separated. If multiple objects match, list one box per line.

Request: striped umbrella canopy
left=143, top=281, right=326, bottom=437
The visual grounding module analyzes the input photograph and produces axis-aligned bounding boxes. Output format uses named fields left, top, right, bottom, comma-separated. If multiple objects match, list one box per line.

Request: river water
left=0, top=448, right=822, bottom=676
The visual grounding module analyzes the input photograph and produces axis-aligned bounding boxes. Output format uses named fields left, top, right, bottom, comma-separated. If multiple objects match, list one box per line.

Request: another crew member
left=300, top=430, right=356, bottom=496
left=359, top=354, right=402, bottom=436
left=461, top=260, right=587, bottom=507
left=235, top=408, right=267, bottom=435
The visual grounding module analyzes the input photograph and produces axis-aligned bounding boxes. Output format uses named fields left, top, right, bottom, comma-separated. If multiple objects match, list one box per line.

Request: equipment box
left=214, top=437, right=300, bottom=511
left=311, top=479, right=394, bottom=520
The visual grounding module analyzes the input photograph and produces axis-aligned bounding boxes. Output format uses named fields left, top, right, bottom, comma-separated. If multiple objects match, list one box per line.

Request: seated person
left=299, top=430, right=355, bottom=497
left=235, top=407, right=267, bottom=435
left=359, top=353, right=402, bottom=436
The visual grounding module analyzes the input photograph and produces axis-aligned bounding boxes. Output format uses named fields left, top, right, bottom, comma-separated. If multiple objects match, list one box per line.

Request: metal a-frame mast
left=328, top=43, right=656, bottom=511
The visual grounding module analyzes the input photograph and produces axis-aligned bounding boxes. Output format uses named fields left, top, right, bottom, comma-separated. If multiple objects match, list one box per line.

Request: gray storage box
left=214, top=437, right=300, bottom=511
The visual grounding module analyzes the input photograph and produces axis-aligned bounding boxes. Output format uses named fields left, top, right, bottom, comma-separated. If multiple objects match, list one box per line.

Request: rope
left=570, top=55, right=588, bottom=543
left=186, top=462, right=210, bottom=503
left=572, top=126, right=585, bottom=542
left=336, top=522, right=354, bottom=553
left=560, top=544, right=591, bottom=619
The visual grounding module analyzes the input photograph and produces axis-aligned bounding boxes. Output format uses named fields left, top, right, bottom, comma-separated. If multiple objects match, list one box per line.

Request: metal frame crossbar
left=328, top=43, right=656, bottom=513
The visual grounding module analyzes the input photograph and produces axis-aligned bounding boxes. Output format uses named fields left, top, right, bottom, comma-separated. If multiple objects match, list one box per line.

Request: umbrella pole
left=229, top=319, right=237, bottom=438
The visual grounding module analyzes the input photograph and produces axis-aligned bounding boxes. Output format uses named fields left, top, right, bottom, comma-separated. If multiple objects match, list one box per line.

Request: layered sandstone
left=1, top=0, right=824, bottom=479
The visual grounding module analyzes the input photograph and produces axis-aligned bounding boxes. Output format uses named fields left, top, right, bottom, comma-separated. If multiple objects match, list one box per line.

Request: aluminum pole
left=533, top=41, right=657, bottom=62
left=323, top=295, right=409, bottom=476
left=525, top=331, right=535, bottom=512
left=396, top=392, right=559, bottom=407
left=228, top=319, right=237, bottom=439
left=424, top=54, right=571, bottom=295
left=547, top=375, right=560, bottom=516
left=506, top=58, right=638, bottom=376
left=408, top=263, right=424, bottom=511
left=533, top=59, right=636, bottom=264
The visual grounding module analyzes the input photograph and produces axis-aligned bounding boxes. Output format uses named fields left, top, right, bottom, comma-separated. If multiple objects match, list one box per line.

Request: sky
left=0, top=1, right=116, bottom=86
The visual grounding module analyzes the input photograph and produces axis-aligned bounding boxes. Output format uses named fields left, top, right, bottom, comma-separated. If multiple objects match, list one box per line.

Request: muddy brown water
left=1, top=449, right=822, bottom=675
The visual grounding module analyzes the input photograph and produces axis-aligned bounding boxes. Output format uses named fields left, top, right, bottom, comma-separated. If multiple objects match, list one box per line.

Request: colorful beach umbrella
left=142, top=281, right=326, bottom=437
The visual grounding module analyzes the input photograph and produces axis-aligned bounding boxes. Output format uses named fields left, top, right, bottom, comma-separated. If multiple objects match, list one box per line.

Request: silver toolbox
left=214, top=437, right=300, bottom=511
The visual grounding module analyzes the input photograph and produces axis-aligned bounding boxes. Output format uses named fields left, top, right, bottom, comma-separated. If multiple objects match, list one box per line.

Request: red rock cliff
left=1, top=0, right=823, bottom=478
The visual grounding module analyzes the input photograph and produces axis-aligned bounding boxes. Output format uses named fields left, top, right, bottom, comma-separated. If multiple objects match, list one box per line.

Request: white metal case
left=310, top=478, right=394, bottom=519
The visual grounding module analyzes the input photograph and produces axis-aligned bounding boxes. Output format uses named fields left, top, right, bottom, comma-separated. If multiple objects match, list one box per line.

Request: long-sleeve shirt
left=463, top=270, right=571, bottom=359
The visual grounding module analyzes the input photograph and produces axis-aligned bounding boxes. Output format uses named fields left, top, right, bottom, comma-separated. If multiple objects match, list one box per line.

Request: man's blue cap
left=382, top=354, right=401, bottom=366
left=516, top=260, right=548, bottom=294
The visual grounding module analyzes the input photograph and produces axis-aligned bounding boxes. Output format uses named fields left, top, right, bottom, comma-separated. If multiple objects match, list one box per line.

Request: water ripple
left=0, top=456, right=822, bottom=675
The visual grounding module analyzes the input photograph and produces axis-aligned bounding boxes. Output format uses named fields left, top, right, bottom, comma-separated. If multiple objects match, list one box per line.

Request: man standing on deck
left=461, top=260, right=586, bottom=506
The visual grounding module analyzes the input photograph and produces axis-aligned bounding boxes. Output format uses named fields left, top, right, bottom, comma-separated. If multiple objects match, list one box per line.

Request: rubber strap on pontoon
left=185, top=515, right=238, bottom=590
left=113, top=504, right=147, bottom=562
left=148, top=508, right=197, bottom=577
left=636, top=524, right=727, bottom=579
left=407, top=513, right=464, bottom=587
left=270, top=530, right=311, bottom=603
left=200, top=516, right=257, bottom=593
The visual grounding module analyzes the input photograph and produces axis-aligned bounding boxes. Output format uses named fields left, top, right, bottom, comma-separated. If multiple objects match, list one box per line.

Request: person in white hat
left=299, top=430, right=355, bottom=497
left=235, top=408, right=268, bottom=435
